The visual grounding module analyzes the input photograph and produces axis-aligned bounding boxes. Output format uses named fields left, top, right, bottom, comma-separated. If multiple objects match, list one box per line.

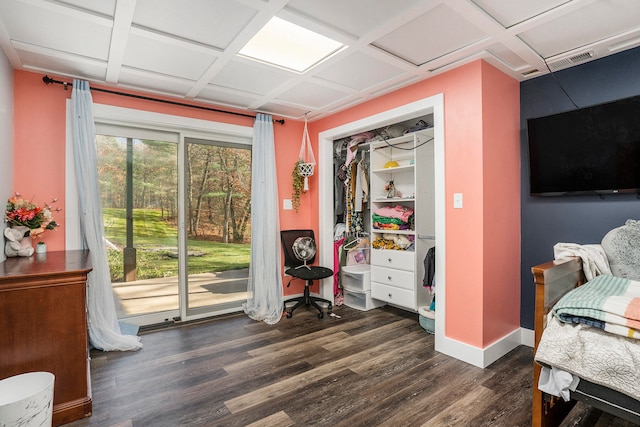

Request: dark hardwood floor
left=64, top=305, right=637, bottom=427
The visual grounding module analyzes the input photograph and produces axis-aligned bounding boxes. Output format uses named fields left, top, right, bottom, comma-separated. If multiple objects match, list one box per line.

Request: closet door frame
left=318, top=95, right=445, bottom=331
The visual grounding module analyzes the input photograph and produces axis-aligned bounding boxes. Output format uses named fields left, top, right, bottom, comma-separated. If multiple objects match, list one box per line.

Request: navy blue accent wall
left=520, top=46, right=640, bottom=329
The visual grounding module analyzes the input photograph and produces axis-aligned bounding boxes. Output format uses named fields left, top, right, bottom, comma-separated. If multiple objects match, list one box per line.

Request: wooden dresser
left=0, top=250, right=92, bottom=426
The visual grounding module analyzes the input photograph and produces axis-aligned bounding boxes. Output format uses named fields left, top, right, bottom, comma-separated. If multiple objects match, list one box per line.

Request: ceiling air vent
left=521, top=69, right=539, bottom=76
left=547, top=50, right=595, bottom=71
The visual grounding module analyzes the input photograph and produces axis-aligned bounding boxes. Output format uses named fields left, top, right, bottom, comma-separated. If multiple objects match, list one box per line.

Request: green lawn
left=103, top=208, right=250, bottom=281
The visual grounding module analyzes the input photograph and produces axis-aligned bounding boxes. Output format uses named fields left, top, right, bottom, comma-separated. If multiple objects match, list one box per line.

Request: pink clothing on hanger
left=333, top=237, right=345, bottom=295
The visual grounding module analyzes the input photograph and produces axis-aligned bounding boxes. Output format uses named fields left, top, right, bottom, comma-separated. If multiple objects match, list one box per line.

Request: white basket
left=297, top=162, right=315, bottom=177
left=297, top=117, right=315, bottom=191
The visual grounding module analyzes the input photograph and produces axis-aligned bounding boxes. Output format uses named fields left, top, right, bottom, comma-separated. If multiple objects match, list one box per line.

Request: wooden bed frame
left=531, top=257, right=640, bottom=426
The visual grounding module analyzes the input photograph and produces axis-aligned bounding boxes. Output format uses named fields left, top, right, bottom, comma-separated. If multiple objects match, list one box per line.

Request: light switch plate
left=283, top=199, right=293, bottom=210
left=453, top=193, right=463, bottom=209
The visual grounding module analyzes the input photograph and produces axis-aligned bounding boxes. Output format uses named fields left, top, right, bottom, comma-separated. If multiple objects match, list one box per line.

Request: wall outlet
left=283, top=199, right=293, bottom=210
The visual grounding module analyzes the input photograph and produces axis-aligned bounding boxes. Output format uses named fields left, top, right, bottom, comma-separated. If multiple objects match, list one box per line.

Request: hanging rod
left=42, top=75, right=285, bottom=125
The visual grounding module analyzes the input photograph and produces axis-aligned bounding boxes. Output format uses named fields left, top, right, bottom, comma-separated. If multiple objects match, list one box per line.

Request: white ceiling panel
left=123, top=33, right=216, bottom=81
left=485, top=43, right=529, bottom=69
left=117, top=69, right=195, bottom=96
left=471, top=0, right=569, bottom=28
left=276, top=81, right=351, bottom=109
left=256, top=101, right=310, bottom=118
left=1, top=0, right=639, bottom=120
left=132, top=0, right=258, bottom=49
left=314, top=51, right=406, bottom=91
left=16, top=48, right=107, bottom=81
left=55, top=0, right=117, bottom=17
left=284, top=0, right=423, bottom=38
left=372, top=4, right=486, bottom=66
left=212, top=59, right=295, bottom=95
left=198, top=85, right=263, bottom=108
left=519, top=0, right=640, bottom=58
left=0, top=1, right=112, bottom=61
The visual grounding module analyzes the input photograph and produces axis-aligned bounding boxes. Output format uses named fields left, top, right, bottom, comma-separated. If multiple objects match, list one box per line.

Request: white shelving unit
left=369, top=129, right=435, bottom=311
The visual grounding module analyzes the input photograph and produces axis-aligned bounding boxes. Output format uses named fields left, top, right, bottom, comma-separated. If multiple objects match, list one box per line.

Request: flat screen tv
left=527, top=94, right=640, bottom=196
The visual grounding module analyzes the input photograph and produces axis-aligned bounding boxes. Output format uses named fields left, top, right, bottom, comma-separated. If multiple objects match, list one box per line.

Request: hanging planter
left=291, top=159, right=306, bottom=212
left=297, top=116, right=315, bottom=192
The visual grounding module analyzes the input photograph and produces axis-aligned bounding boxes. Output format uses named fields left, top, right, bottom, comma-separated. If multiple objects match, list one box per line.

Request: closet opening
left=318, top=95, right=446, bottom=346
left=331, top=117, right=434, bottom=312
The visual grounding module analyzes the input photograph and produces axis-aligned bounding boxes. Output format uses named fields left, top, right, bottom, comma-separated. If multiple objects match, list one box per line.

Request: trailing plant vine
left=291, top=159, right=306, bottom=212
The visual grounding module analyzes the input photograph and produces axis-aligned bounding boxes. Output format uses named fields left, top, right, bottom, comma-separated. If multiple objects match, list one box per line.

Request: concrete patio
left=113, top=268, right=249, bottom=316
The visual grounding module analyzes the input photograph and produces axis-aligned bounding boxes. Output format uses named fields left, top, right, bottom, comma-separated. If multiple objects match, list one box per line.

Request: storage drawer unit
left=341, top=264, right=371, bottom=292
left=344, top=288, right=386, bottom=311
left=368, top=129, right=434, bottom=314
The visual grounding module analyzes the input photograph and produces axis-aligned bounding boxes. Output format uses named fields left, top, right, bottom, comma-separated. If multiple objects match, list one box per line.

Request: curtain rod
left=42, top=75, right=285, bottom=125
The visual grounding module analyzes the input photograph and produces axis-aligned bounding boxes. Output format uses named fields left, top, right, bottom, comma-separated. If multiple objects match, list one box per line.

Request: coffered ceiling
left=1, top=0, right=639, bottom=120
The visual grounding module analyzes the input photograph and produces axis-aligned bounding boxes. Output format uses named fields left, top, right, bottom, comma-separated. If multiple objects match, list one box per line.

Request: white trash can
left=0, top=371, right=55, bottom=427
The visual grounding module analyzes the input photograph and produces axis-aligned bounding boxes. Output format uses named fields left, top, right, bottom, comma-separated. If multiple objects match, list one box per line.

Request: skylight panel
left=239, top=17, right=344, bottom=73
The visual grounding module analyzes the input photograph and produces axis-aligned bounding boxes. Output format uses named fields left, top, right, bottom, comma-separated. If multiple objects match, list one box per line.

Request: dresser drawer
left=371, top=249, right=415, bottom=271
left=371, top=282, right=416, bottom=310
left=371, top=266, right=415, bottom=291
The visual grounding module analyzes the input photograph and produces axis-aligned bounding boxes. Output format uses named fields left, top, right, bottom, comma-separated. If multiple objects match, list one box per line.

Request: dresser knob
left=387, top=258, right=392, bottom=263
left=388, top=293, right=392, bottom=298
left=387, top=276, right=392, bottom=281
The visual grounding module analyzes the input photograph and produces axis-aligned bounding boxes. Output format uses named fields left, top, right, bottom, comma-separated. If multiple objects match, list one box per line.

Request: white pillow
left=601, top=219, right=640, bottom=281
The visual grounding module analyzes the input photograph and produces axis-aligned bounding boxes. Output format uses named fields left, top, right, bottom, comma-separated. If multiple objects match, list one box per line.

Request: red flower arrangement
left=5, top=193, right=60, bottom=238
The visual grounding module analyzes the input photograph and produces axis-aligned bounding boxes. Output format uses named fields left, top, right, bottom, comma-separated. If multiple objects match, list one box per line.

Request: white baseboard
left=436, top=327, right=530, bottom=368
left=520, top=327, right=535, bottom=347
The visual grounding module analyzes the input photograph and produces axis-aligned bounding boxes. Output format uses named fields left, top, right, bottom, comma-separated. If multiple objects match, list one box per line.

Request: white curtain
left=71, top=80, right=143, bottom=351
left=244, top=113, right=283, bottom=324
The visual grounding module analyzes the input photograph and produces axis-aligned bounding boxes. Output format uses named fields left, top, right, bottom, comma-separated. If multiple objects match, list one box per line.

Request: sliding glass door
left=96, top=133, right=180, bottom=325
left=94, top=126, right=252, bottom=326
left=184, top=138, right=251, bottom=317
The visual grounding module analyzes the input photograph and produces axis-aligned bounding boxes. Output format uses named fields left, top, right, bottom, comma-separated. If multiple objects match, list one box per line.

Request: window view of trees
left=187, top=142, right=252, bottom=244
left=96, top=135, right=252, bottom=283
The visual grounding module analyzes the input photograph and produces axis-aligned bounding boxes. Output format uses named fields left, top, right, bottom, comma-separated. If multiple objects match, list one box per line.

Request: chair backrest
left=281, top=229, right=316, bottom=268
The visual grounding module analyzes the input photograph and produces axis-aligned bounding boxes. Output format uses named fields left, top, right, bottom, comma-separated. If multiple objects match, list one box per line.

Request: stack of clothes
left=372, top=205, right=413, bottom=231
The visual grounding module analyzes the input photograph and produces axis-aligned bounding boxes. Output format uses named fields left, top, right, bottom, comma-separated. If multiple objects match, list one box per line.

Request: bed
left=531, top=256, right=640, bottom=426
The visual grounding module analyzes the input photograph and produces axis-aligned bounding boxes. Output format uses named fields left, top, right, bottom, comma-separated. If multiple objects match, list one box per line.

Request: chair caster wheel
left=318, top=311, right=324, bottom=319
left=286, top=311, right=292, bottom=318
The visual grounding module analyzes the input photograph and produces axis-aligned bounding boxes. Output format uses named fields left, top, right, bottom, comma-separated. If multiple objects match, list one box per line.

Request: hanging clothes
left=333, top=237, right=346, bottom=295
left=334, top=162, right=346, bottom=221
left=361, top=161, right=369, bottom=205
left=423, top=246, right=435, bottom=292
left=355, top=159, right=363, bottom=212
left=334, top=139, right=348, bottom=222
left=344, top=238, right=370, bottom=265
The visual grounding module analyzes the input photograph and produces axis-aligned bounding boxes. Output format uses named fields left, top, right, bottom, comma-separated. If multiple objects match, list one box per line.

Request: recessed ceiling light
left=239, top=17, right=344, bottom=73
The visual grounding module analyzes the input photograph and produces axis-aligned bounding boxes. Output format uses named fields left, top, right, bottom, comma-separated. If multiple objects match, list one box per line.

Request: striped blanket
left=553, top=274, right=640, bottom=339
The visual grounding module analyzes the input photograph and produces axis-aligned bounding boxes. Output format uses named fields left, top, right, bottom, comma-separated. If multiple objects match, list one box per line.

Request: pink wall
left=480, top=61, right=521, bottom=345
left=13, top=60, right=521, bottom=346
left=13, top=71, right=68, bottom=251
left=310, top=60, right=520, bottom=348
left=13, top=70, right=308, bottom=295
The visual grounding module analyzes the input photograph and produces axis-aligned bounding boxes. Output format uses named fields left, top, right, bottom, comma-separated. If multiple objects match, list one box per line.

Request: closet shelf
left=372, top=197, right=415, bottom=203
left=369, top=126, right=432, bottom=312
left=371, top=164, right=414, bottom=174
left=371, top=229, right=415, bottom=235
